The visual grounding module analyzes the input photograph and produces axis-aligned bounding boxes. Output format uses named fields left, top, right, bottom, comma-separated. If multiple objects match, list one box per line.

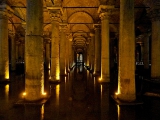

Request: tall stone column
left=50, top=10, right=62, bottom=82
left=66, top=37, right=69, bottom=72
left=98, top=5, right=114, bottom=82
left=149, top=6, right=160, bottom=79
left=143, top=33, right=150, bottom=70
left=94, top=24, right=101, bottom=75
left=10, top=33, right=16, bottom=71
left=60, top=24, right=67, bottom=75
left=45, top=38, right=51, bottom=70
left=90, top=33, right=95, bottom=72
left=117, top=0, right=136, bottom=101
left=25, top=0, right=44, bottom=101
left=0, top=4, right=12, bottom=81
left=69, top=40, right=73, bottom=69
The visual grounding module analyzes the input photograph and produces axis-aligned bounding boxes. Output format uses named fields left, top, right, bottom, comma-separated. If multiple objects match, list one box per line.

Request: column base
left=111, top=94, right=143, bottom=105
left=114, top=93, right=136, bottom=102
left=49, top=80, right=61, bottom=84
left=0, top=77, right=10, bottom=84
left=14, top=95, right=50, bottom=106
left=99, top=76, right=110, bottom=83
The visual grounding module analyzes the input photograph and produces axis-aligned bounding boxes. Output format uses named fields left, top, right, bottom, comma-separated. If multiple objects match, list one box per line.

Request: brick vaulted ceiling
left=1, top=0, right=157, bottom=52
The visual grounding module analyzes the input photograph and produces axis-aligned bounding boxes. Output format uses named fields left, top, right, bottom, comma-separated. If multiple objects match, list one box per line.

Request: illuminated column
left=69, top=40, right=73, bottom=69
left=87, top=43, right=90, bottom=67
left=25, top=0, right=44, bottom=101
left=45, top=38, right=51, bottom=70
left=94, top=24, right=101, bottom=75
left=10, top=33, right=16, bottom=71
left=90, top=33, right=95, bottom=71
left=60, top=24, right=67, bottom=75
left=66, top=37, right=69, bottom=72
left=0, top=4, right=12, bottom=81
left=149, top=7, right=160, bottom=79
left=117, top=0, right=136, bottom=101
left=50, top=10, right=62, bottom=82
left=98, top=5, right=114, bottom=82
left=143, top=33, right=150, bottom=70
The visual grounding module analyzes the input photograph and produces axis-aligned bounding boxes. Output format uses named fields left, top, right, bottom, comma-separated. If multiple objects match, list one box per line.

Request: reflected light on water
left=117, top=105, right=120, bottom=120
left=56, top=85, right=60, bottom=105
left=41, top=104, right=44, bottom=120
left=5, top=84, right=9, bottom=101
left=101, top=84, right=103, bottom=99
left=48, top=70, right=51, bottom=80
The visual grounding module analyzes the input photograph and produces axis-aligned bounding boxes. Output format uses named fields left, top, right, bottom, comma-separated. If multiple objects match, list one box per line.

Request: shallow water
left=0, top=65, right=160, bottom=120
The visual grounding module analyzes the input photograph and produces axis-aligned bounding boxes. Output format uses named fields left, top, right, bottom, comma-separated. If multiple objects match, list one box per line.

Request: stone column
left=94, top=24, right=101, bottom=75
left=69, top=40, right=73, bottom=69
left=66, top=37, right=69, bottom=72
left=117, top=0, right=136, bottom=101
left=59, top=24, right=67, bottom=75
left=10, top=33, right=16, bottom=71
left=45, top=38, right=51, bottom=70
left=90, top=33, right=95, bottom=72
left=143, top=33, right=150, bottom=70
left=50, top=10, right=62, bottom=82
left=87, top=43, right=90, bottom=67
left=0, top=4, right=12, bottom=81
left=25, top=0, right=44, bottom=101
left=98, top=5, right=114, bottom=82
left=149, top=6, right=160, bottom=79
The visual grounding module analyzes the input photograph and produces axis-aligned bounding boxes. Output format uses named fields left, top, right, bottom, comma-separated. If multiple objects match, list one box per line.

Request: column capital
left=59, top=23, right=68, bottom=32
left=98, top=5, right=114, bottom=20
left=44, top=37, right=51, bottom=44
left=48, top=7, right=63, bottom=22
left=93, top=24, right=101, bottom=30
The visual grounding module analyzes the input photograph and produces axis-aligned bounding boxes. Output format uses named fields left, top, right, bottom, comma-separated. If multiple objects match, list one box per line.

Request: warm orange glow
left=42, top=92, right=47, bottom=96
left=99, top=77, right=102, bottom=81
left=23, top=92, right=26, bottom=96
left=5, top=84, right=9, bottom=101
left=56, top=69, right=60, bottom=80
left=115, top=92, right=119, bottom=95
left=41, top=104, right=44, bottom=119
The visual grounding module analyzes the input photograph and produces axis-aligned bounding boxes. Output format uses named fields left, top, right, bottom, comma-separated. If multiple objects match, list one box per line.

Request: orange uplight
left=42, top=92, right=47, bottom=96
left=23, top=92, right=26, bottom=96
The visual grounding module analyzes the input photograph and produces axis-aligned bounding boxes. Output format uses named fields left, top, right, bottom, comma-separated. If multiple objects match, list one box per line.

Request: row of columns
left=1, top=0, right=160, bottom=102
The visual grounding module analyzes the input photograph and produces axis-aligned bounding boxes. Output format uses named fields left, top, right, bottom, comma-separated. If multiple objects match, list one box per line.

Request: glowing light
left=5, top=70, right=9, bottom=79
left=41, top=104, right=44, bottom=119
left=23, top=92, right=26, bottom=96
left=99, top=77, right=102, bottom=81
left=5, top=84, right=9, bottom=101
left=115, top=92, right=119, bottom=95
left=42, top=92, right=47, bottom=96
left=117, top=105, right=120, bottom=120
left=56, top=69, right=60, bottom=80
left=56, top=85, right=60, bottom=105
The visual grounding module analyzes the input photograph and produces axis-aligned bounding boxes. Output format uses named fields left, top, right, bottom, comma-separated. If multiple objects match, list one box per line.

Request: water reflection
left=5, top=84, right=9, bottom=102
left=24, top=105, right=44, bottom=120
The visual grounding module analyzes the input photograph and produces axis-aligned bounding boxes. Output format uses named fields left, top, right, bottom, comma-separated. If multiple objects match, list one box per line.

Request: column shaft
left=100, top=13, right=110, bottom=82
left=118, top=0, right=136, bottom=101
left=60, top=25, right=67, bottom=75
left=94, top=25, right=101, bottom=75
left=25, top=0, right=44, bottom=101
left=143, top=34, right=150, bottom=70
left=151, top=20, right=160, bottom=79
left=0, top=10, right=9, bottom=81
left=51, top=20, right=60, bottom=81
left=45, top=42, right=51, bottom=70
left=10, top=34, right=16, bottom=71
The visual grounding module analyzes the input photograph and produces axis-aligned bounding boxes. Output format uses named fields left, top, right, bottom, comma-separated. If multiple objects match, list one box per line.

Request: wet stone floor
left=1, top=65, right=160, bottom=120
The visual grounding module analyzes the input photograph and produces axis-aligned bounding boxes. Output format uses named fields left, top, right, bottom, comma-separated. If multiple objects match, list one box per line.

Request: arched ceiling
left=2, top=0, right=154, bottom=52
